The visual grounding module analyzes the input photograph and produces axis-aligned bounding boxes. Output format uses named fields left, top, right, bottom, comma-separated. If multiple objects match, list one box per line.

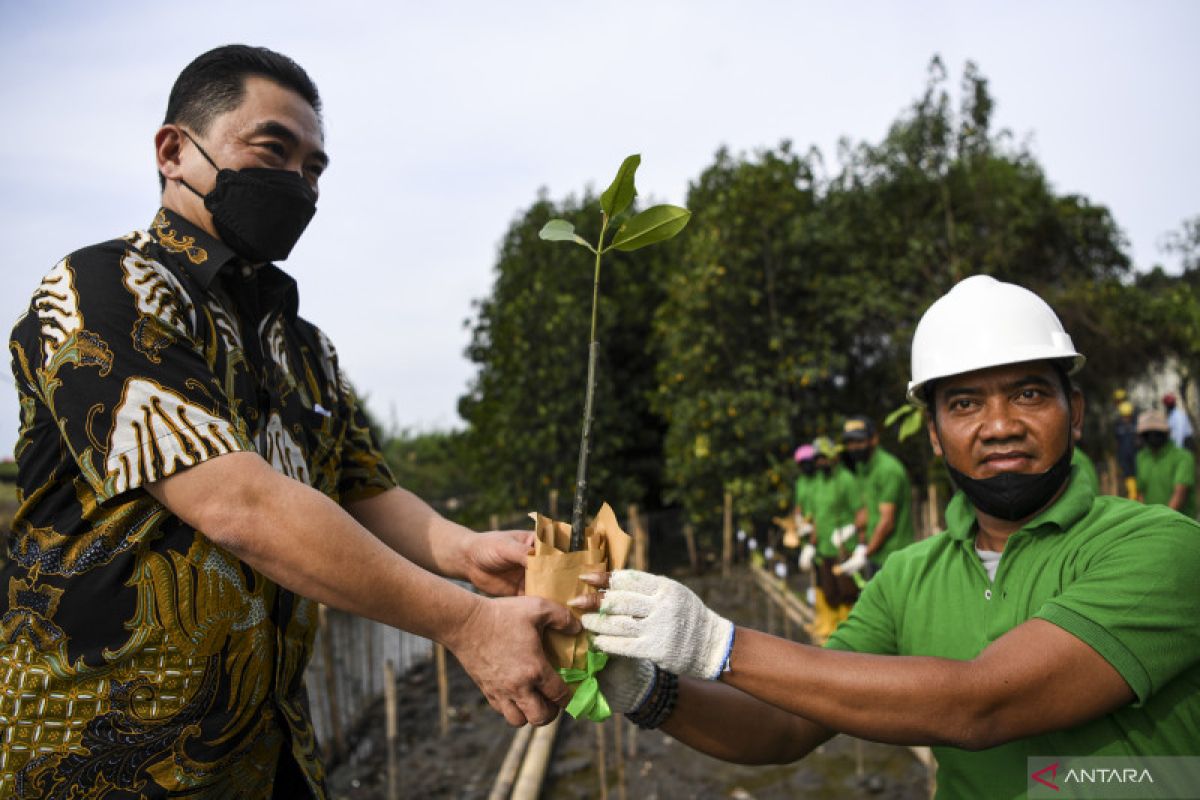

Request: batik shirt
left=3, top=209, right=396, bottom=798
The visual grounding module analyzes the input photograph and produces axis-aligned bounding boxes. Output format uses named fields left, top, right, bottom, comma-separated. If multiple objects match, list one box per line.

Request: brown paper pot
left=525, top=503, right=631, bottom=670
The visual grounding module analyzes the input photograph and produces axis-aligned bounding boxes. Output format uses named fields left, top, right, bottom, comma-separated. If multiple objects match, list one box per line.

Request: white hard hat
left=907, top=275, right=1084, bottom=407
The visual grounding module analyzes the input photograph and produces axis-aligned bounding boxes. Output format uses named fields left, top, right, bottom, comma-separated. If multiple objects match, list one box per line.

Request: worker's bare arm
left=864, top=502, right=896, bottom=554
left=660, top=677, right=835, bottom=764
left=724, top=619, right=1133, bottom=750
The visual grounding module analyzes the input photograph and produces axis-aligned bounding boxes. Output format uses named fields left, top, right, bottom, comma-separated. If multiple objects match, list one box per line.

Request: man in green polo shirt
left=580, top=275, right=1200, bottom=799
left=838, top=415, right=915, bottom=575
left=1136, top=408, right=1196, bottom=518
left=804, top=436, right=863, bottom=640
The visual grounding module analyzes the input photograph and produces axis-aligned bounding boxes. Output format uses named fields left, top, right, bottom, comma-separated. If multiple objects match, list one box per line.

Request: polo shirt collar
left=943, top=461, right=1097, bottom=542
left=149, top=208, right=301, bottom=321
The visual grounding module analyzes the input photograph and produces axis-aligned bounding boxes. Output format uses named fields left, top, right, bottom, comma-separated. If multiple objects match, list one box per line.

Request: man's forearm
left=661, top=676, right=834, bottom=764
left=346, top=486, right=476, bottom=581
left=149, top=454, right=479, bottom=647
left=1169, top=484, right=1190, bottom=512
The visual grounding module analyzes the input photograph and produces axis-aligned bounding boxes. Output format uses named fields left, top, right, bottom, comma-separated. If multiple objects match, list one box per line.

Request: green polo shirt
left=827, top=476, right=1200, bottom=799
left=794, top=473, right=816, bottom=519
left=1137, top=441, right=1196, bottom=518
left=854, top=447, right=915, bottom=565
left=810, top=465, right=862, bottom=558
left=1071, top=447, right=1099, bottom=496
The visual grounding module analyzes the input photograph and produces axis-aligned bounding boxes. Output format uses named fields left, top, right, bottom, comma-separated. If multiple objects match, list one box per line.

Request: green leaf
left=609, top=205, right=691, bottom=252
left=539, top=219, right=594, bottom=250
left=883, top=403, right=914, bottom=427
left=898, top=408, right=925, bottom=442
left=600, top=154, right=641, bottom=218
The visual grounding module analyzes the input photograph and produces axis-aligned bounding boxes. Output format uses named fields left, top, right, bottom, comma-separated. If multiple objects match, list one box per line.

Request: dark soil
left=326, top=570, right=932, bottom=799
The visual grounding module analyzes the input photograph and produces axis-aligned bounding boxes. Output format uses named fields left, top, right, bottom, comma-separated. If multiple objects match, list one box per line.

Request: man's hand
left=461, top=530, right=534, bottom=596
left=449, top=595, right=580, bottom=726
left=798, top=543, right=816, bottom=573
left=579, top=570, right=734, bottom=680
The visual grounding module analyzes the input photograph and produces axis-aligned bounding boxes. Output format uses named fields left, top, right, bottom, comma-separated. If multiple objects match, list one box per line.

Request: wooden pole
left=722, top=490, right=733, bottom=578
left=318, top=605, right=345, bottom=762
left=595, top=721, right=608, bottom=800
left=512, top=716, right=560, bottom=800
left=436, top=643, right=450, bottom=737
left=627, top=504, right=646, bottom=759
left=683, top=523, right=699, bottom=575
left=384, top=660, right=399, bottom=800
left=549, top=488, right=560, bottom=520
left=489, top=513, right=500, bottom=532
left=613, top=713, right=627, bottom=800
left=488, top=725, right=533, bottom=800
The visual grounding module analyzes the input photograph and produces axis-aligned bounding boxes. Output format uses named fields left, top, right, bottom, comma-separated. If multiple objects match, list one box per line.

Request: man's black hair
left=159, top=44, right=321, bottom=188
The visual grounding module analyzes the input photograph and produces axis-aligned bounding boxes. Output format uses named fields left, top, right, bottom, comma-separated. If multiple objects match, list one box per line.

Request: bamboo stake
left=318, top=605, right=345, bottom=762
left=722, top=490, right=733, bottom=578
left=549, top=488, right=559, bottom=520
left=683, top=523, right=699, bottom=575
left=436, top=643, right=450, bottom=737
left=488, top=725, right=533, bottom=800
left=490, top=513, right=500, bottom=532
left=626, top=504, right=644, bottom=759
left=595, top=720, right=608, bottom=800
left=512, top=716, right=560, bottom=800
left=384, top=660, right=399, bottom=800
left=613, top=714, right=627, bottom=800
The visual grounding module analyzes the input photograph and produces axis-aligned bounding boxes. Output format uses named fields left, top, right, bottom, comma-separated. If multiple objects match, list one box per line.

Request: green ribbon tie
left=559, top=648, right=611, bottom=722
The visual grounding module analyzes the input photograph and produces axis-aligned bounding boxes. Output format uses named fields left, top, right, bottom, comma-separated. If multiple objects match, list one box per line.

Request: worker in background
left=789, top=443, right=818, bottom=557
left=1163, top=392, right=1195, bottom=450
left=1114, top=399, right=1138, bottom=499
left=803, top=436, right=863, bottom=641
left=837, top=415, right=914, bottom=578
left=1136, top=409, right=1196, bottom=518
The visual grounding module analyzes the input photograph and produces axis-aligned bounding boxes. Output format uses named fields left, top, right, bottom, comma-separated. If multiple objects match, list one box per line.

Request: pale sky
left=2, top=0, right=1197, bottom=457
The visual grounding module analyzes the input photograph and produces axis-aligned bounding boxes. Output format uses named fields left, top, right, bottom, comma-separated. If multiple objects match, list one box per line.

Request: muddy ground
left=326, top=570, right=933, bottom=799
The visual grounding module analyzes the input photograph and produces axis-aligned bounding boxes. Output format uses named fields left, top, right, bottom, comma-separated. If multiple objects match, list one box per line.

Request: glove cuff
left=702, top=619, right=736, bottom=680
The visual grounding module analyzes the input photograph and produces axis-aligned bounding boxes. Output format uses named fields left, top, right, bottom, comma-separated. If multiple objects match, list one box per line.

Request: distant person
left=1113, top=399, right=1139, bottom=498
left=803, top=436, right=861, bottom=641
left=790, top=443, right=817, bottom=554
left=837, top=415, right=914, bottom=576
left=4, top=45, right=575, bottom=797
left=1136, top=409, right=1196, bottom=518
left=1163, top=392, right=1195, bottom=450
left=579, top=276, right=1200, bottom=799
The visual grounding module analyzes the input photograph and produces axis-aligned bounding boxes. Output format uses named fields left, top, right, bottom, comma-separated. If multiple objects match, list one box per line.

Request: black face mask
left=178, top=131, right=317, bottom=263
left=844, top=446, right=872, bottom=467
left=946, top=444, right=1074, bottom=522
left=799, top=461, right=815, bottom=476
left=817, top=462, right=832, bottom=476
left=1142, top=431, right=1168, bottom=450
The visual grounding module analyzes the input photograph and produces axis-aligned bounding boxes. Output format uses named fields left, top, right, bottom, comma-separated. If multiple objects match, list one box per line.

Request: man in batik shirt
left=2, top=45, right=577, bottom=799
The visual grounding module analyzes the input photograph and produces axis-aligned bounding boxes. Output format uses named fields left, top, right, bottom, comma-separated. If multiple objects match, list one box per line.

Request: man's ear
left=155, top=125, right=186, bottom=183
left=1070, top=387, right=1085, bottom=442
left=926, top=414, right=943, bottom=457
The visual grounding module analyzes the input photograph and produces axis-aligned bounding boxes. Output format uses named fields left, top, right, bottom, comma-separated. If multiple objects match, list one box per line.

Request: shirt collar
left=149, top=208, right=300, bottom=320
left=943, top=462, right=1096, bottom=542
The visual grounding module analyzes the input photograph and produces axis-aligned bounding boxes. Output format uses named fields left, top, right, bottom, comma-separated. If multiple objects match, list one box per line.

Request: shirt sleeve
left=824, top=564, right=900, bottom=655
left=311, top=329, right=397, bottom=503
left=876, top=462, right=908, bottom=508
left=1034, top=512, right=1200, bottom=704
left=13, top=244, right=254, bottom=502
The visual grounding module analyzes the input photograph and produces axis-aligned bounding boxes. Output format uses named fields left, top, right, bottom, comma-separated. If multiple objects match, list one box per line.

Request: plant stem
left=569, top=217, right=608, bottom=550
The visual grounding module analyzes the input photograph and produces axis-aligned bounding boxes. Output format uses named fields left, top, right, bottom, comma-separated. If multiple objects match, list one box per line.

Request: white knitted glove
left=798, top=521, right=815, bottom=537
left=582, top=570, right=735, bottom=680
left=831, top=524, right=857, bottom=549
left=596, top=655, right=658, bottom=715
left=798, top=543, right=816, bottom=573
left=837, top=544, right=870, bottom=576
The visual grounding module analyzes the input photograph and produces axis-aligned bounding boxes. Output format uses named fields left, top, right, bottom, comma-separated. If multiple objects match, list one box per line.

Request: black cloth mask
left=946, top=444, right=1074, bottom=522
left=1142, top=431, right=1168, bottom=450
left=844, top=446, right=872, bottom=467
left=798, top=461, right=816, bottom=476
left=178, top=131, right=316, bottom=263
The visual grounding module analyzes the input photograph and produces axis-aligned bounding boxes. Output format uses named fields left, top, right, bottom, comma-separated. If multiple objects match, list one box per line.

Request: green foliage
left=600, top=154, right=640, bottom=218
left=381, top=428, right=474, bottom=523
left=611, top=205, right=692, bottom=252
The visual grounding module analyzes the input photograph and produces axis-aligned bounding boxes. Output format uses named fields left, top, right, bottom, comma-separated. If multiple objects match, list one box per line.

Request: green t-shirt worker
left=578, top=275, right=1200, bottom=800
left=801, top=437, right=862, bottom=641
left=1136, top=408, right=1197, bottom=518
left=839, top=415, right=915, bottom=573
